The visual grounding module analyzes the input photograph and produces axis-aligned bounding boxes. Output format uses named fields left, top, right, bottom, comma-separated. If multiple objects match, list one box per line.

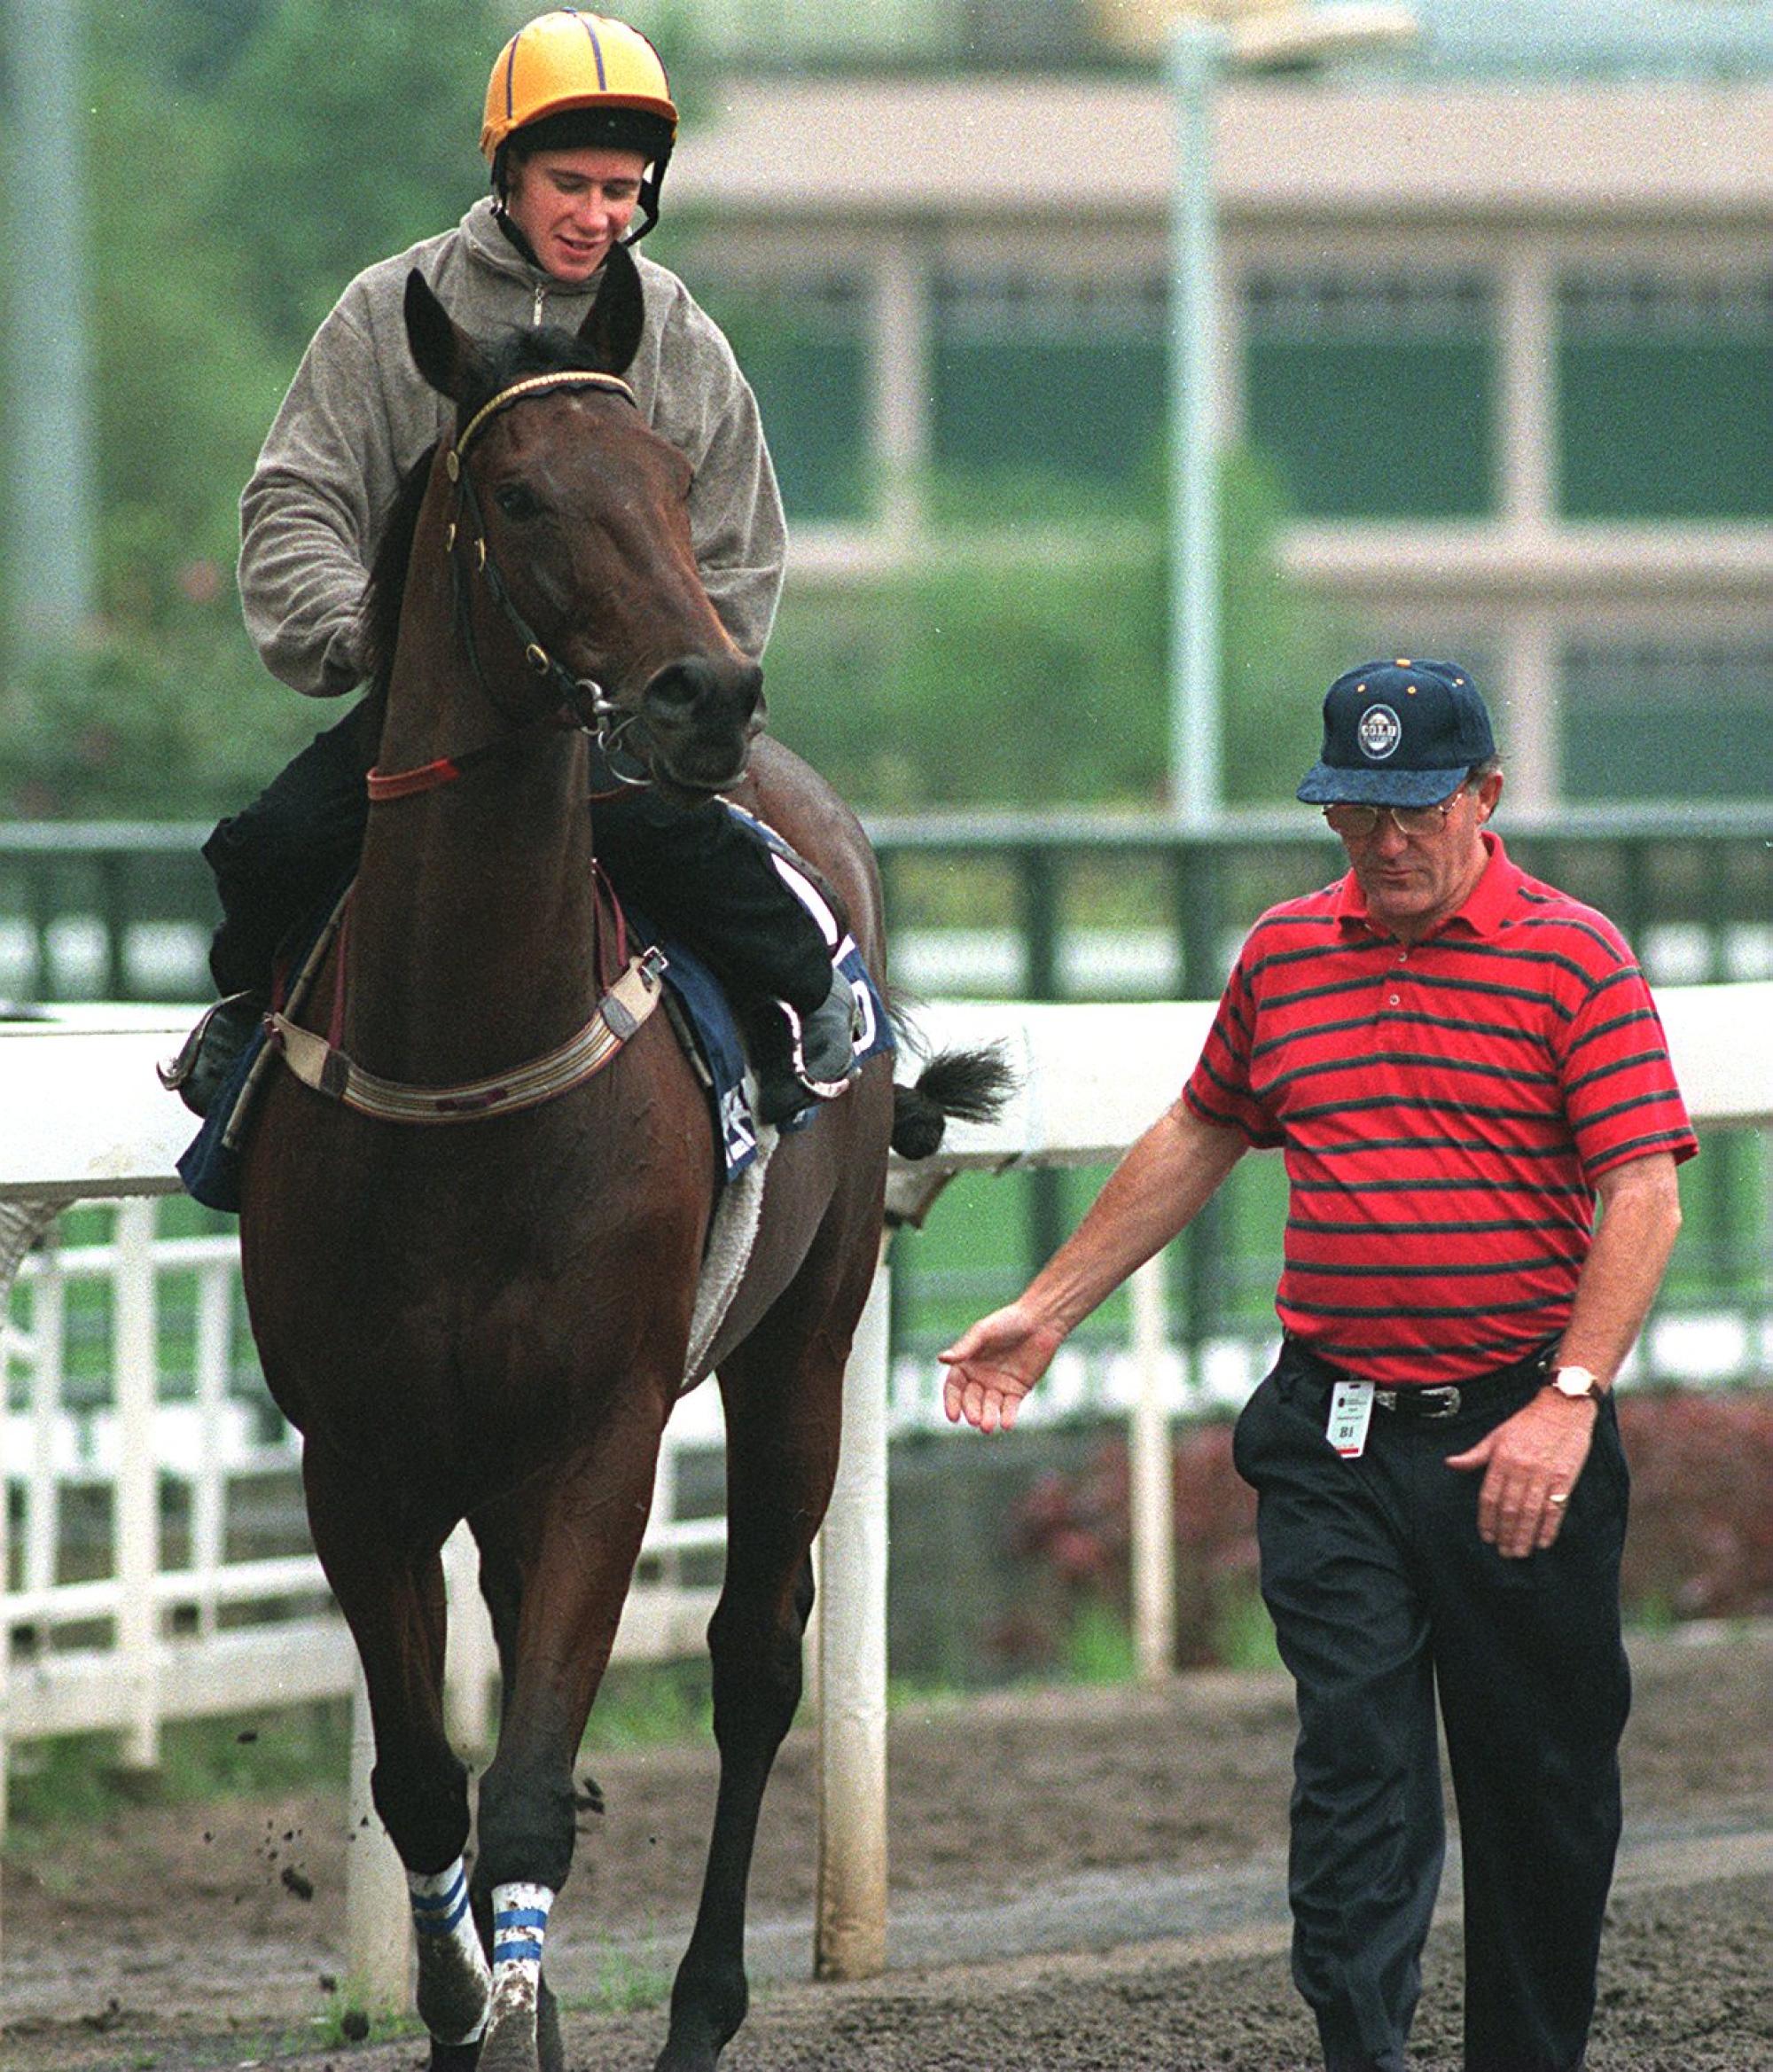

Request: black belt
left=1286, top=1338, right=1557, bottom=1423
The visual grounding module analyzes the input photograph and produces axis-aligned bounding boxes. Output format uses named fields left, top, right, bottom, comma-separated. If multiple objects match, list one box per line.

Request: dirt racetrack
left=6, top=1622, right=1769, bottom=2071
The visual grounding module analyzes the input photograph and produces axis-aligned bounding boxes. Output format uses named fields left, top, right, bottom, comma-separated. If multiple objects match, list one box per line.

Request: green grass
left=5, top=1699, right=351, bottom=1832
left=565, top=1943, right=676, bottom=2015
left=1062, top=1599, right=1139, bottom=1685
left=580, top=1656, right=714, bottom=1753
left=1210, top=1583, right=1285, bottom=1674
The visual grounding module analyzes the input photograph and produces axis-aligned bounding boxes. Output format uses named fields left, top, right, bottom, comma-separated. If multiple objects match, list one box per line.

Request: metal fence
left=4, top=805, right=1771, bottom=1367
left=5, top=805, right=1772, bottom=1005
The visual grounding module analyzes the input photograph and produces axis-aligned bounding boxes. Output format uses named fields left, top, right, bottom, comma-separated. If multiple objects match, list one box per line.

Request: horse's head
left=402, top=250, right=765, bottom=793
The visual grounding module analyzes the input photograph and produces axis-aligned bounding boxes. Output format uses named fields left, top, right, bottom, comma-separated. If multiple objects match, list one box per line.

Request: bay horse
left=236, top=248, right=997, bottom=2072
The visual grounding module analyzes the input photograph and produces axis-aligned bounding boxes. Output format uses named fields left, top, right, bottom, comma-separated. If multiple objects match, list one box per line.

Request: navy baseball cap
left=1296, top=659, right=1496, bottom=807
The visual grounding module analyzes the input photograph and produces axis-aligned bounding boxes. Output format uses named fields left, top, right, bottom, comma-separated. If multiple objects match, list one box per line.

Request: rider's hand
left=939, top=1302, right=1066, bottom=1434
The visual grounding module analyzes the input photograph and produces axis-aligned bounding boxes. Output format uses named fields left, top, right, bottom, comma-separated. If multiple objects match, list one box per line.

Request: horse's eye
left=494, top=483, right=544, bottom=523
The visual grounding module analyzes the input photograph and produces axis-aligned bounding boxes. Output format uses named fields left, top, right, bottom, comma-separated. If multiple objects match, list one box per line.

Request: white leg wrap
left=407, top=1858, right=492, bottom=2045
left=485, top=1881, right=555, bottom=2040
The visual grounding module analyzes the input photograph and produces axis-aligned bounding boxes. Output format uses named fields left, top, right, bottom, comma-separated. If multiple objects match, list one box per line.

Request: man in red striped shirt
left=941, top=660, right=1693, bottom=2072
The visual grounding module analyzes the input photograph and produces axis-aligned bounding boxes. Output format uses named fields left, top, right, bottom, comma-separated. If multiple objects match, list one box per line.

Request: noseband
left=368, top=368, right=652, bottom=803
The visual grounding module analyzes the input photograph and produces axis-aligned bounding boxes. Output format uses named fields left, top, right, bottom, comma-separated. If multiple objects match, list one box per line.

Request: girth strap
left=268, top=948, right=668, bottom=1124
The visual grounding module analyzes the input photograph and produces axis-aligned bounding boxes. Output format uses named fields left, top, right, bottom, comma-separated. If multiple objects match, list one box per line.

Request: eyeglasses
left=1323, top=791, right=1465, bottom=840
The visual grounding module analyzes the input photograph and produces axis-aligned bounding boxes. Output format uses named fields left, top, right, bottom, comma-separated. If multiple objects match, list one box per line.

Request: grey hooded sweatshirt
left=238, top=197, right=786, bottom=700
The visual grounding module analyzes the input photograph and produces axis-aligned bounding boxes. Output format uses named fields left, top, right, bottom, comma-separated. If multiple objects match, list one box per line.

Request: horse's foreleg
left=471, top=1401, right=670, bottom=2072
left=301, top=1445, right=491, bottom=2052
left=656, top=1338, right=845, bottom=2072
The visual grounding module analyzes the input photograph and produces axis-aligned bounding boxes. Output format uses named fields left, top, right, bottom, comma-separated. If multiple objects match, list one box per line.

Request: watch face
left=1555, top=1368, right=1598, bottom=1398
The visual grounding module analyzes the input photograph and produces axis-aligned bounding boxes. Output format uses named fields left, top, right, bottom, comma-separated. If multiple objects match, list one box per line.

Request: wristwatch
left=1548, top=1364, right=1604, bottom=1402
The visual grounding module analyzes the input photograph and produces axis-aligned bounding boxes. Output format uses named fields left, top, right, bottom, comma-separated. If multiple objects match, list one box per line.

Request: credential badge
left=1358, top=704, right=1402, bottom=762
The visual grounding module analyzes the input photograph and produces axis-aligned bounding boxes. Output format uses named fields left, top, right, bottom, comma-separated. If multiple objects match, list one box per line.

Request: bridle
left=367, top=368, right=653, bottom=803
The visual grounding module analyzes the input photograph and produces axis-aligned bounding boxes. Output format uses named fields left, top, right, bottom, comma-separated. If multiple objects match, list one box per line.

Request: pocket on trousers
left=1232, top=1372, right=1278, bottom=1487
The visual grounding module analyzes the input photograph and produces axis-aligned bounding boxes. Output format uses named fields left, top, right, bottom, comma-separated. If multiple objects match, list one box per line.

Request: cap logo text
left=1358, top=705, right=1402, bottom=762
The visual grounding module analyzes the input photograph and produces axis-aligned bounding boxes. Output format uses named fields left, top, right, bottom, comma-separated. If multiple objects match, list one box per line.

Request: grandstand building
left=665, top=5, right=1773, bottom=805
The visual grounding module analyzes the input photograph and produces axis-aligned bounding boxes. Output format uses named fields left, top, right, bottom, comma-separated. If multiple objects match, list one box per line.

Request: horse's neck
left=345, top=482, right=601, bottom=1081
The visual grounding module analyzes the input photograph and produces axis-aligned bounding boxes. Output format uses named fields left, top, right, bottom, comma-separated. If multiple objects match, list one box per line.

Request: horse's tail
left=890, top=1044, right=1015, bottom=1161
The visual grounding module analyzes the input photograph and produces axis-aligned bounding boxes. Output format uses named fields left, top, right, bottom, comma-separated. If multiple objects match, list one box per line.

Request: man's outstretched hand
left=939, top=1303, right=1066, bottom=1434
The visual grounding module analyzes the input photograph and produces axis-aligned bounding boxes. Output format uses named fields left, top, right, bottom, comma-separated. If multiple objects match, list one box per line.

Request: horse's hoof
left=476, top=1983, right=538, bottom=2072
left=415, top=1935, right=492, bottom=2049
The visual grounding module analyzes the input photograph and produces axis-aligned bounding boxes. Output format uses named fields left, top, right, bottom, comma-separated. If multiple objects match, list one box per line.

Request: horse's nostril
left=643, top=657, right=764, bottom=730
left=644, top=661, right=707, bottom=718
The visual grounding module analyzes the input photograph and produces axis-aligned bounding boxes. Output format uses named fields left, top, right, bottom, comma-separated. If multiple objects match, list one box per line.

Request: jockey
left=181, top=9, right=858, bottom=1126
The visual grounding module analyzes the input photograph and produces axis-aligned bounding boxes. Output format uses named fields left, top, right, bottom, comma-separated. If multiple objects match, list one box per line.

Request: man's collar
left=1333, top=830, right=1518, bottom=943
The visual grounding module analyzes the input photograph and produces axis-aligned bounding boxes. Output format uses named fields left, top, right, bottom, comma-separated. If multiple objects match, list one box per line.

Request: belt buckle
left=1420, top=1386, right=1462, bottom=1420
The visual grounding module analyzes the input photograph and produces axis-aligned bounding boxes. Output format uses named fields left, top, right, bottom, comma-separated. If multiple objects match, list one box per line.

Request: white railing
left=4, top=986, right=1769, bottom=1998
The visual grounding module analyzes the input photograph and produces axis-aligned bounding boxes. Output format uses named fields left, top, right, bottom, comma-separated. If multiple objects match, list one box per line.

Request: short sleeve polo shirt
left=1183, top=833, right=1698, bottom=1384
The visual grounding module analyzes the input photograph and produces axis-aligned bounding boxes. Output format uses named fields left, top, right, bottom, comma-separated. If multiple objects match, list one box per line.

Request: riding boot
left=592, top=789, right=862, bottom=1122
left=162, top=700, right=377, bottom=1108
left=203, top=700, right=377, bottom=995
left=748, top=969, right=863, bottom=1127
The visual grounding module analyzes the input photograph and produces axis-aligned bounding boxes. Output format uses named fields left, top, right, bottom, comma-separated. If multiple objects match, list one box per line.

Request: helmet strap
left=623, top=167, right=663, bottom=245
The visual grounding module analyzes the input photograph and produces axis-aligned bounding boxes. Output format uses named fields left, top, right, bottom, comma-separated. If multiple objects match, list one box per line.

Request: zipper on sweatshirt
left=533, top=283, right=546, bottom=326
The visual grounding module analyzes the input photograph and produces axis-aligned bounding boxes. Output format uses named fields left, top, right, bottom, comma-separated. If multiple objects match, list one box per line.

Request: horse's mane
left=359, top=320, right=620, bottom=702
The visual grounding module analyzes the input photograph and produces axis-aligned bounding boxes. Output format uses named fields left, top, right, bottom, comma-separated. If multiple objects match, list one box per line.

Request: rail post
left=1129, top=1255, right=1176, bottom=1685
left=113, top=1198, right=161, bottom=1774
left=814, top=1237, right=891, bottom=1979
left=347, top=1663, right=414, bottom=2012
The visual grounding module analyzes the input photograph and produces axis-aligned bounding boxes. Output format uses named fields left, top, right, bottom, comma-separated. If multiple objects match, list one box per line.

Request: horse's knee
left=371, top=1753, right=473, bottom=1876
left=474, top=1755, right=578, bottom=1894
left=707, top=1601, right=803, bottom=1752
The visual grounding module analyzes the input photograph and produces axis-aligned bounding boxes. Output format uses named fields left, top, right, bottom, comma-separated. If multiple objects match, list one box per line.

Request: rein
left=367, top=368, right=652, bottom=803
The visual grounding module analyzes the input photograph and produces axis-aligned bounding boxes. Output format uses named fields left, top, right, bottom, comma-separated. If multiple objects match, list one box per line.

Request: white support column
left=1496, top=242, right=1557, bottom=530
left=0, top=1197, right=61, bottom=1835
left=1501, top=613, right=1562, bottom=809
left=191, top=1255, right=231, bottom=1636
left=1129, top=1255, right=1177, bottom=1686
left=443, top=1521, right=498, bottom=1755
left=348, top=1663, right=416, bottom=2013
left=27, top=1237, right=65, bottom=1598
left=868, top=236, right=930, bottom=547
left=813, top=1241, right=891, bottom=1981
left=113, top=1199, right=161, bottom=1774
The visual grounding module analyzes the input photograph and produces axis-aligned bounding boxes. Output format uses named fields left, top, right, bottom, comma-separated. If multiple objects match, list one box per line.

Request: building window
left=1560, top=640, right=1773, bottom=802
left=931, top=271, right=1169, bottom=495
left=692, top=276, right=871, bottom=523
left=1558, top=271, right=1773, bottom=520
left=1242, top=269, right=1496, bottom=520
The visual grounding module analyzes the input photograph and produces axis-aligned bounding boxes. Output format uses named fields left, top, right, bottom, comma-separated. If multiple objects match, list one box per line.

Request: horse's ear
left=404, top=270, right=483, bottom=403
left=577, top=242, right=645, bottom=377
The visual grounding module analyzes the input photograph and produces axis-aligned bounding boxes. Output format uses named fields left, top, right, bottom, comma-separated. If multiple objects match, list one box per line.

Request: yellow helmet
left=481, top=11, right=676, bottom=158
left=481, top=12, right=678, bottom=236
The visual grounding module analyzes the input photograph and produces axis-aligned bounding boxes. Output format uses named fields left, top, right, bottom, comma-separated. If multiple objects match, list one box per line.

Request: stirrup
left=158, top=991, right=267, bottom=1119
left=754, top=974, right=861, bottom=1127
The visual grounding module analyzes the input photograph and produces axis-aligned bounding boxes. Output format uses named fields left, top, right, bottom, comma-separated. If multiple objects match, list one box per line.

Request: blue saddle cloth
left=176, top=922, right=892, bottom=1215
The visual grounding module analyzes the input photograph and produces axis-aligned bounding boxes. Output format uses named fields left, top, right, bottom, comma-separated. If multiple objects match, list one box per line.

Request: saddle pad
left=620, top=903, right=893, bottom=1181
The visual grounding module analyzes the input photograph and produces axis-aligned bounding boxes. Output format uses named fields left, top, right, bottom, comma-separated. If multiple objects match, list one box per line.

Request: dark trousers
left=203, top=700, right=834, bottom=1014
left=1233, top=1337, right=1631, bottom=2072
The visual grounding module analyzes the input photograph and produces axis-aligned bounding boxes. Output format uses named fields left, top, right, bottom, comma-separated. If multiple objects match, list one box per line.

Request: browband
left=453, top=369, right=637, bottom=464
